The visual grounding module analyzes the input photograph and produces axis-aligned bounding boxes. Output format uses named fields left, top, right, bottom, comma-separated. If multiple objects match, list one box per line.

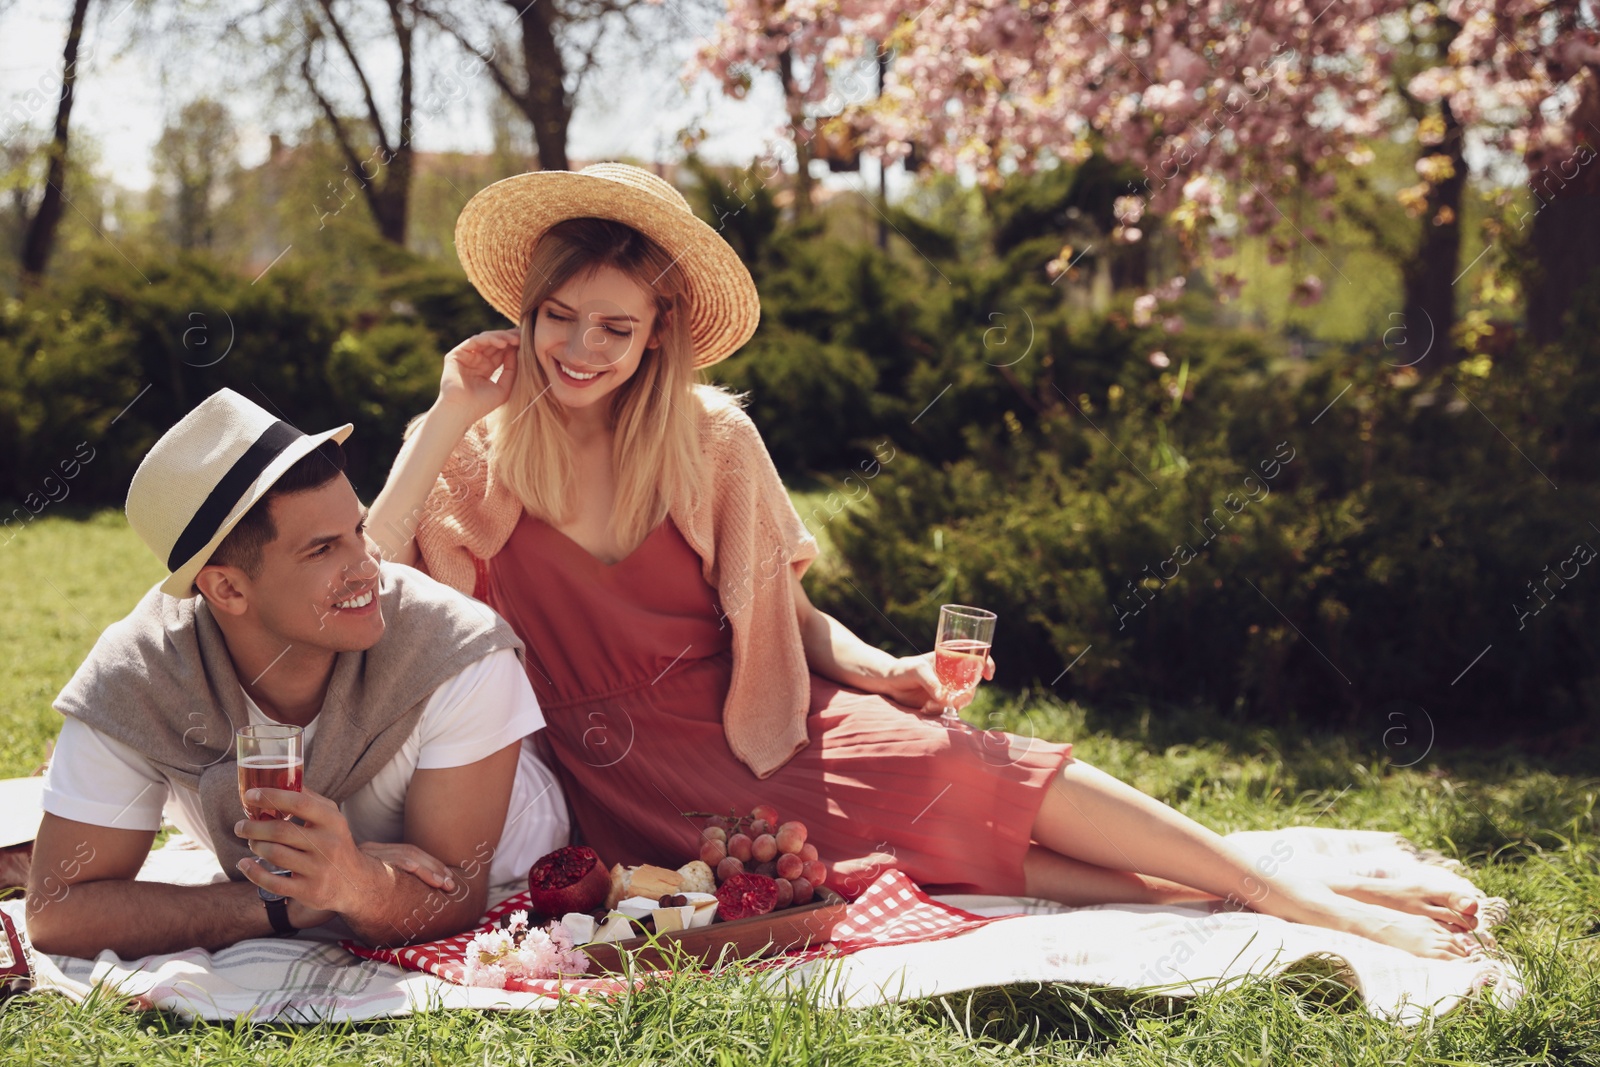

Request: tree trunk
left=301, top=0, right=415, bottom=247
left=371, top=0, right=415, bottom=245
left=367, top=157, right=412, bottom=245
left=778, top=48, right=812, bottom=219
left=1526, top=137, right=1600, bottom=344
left=19, top=0, right=92, bottom=287
left=1400, top=98, right=1465, bottom=370
left=517, top=2, right=570, bottom=171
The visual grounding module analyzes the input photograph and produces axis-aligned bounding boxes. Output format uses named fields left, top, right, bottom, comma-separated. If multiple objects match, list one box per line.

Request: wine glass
left=236, top=723, right=304, bottom=898
left=935, top=605, right=996, bottom=728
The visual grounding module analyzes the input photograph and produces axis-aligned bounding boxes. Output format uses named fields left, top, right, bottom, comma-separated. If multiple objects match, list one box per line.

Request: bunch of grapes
left=696, top=802, right=828, bottom=909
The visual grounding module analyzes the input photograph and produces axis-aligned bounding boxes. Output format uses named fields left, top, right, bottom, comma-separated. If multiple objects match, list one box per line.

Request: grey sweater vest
left=53, top=562, right=523, bottom=877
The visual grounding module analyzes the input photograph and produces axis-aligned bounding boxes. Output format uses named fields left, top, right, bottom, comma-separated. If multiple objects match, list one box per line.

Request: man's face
left=228, top=478, right=386, bottom=653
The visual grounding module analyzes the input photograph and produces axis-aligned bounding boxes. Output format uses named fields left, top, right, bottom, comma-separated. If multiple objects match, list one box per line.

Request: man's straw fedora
left=453, top=162, right=760, bottom=369
left=126, top=389, right=352, bottom=597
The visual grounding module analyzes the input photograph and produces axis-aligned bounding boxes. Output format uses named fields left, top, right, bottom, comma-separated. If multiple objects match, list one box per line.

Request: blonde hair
left=488, top=217, right=720, bottom=552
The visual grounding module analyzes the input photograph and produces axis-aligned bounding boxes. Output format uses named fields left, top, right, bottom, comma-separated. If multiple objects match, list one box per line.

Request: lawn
left=1, top=512, right=1598, bottom=1065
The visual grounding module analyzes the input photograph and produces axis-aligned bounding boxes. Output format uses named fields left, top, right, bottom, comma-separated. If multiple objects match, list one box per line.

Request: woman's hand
left=357, top=841, right=458, bottom=893
left=437, top=329, right=520, bottom=426
left=875, top=650, right=997, bottom=717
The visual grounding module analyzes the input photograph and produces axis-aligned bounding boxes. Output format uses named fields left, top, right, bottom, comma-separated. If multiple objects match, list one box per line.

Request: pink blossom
left=1291, top=274, right=1326, bottom=307
left=457, top=919, right=590, bottom=989
left=696, top=0, right=1589, bottom=312
left=462, top=961, right=510, bottom=989
left=1154, top=275, right=1187, bottom=303
left=1132, top=293, right=1158, bottom=326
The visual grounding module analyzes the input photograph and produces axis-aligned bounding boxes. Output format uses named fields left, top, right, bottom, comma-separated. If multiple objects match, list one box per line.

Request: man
left=26, top=389, right=567, bottom=958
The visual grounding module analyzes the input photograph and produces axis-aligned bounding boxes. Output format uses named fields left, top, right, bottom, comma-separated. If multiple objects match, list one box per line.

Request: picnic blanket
left=0, top=827, right=1523, bottom=1027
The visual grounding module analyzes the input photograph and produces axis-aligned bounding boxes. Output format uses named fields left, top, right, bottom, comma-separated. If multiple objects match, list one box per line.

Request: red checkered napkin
left=344, top=870, right=1003, bottom=991
left=344, top=890, right=634, bottom=996
left=826, top=870, right=1000, bottom=951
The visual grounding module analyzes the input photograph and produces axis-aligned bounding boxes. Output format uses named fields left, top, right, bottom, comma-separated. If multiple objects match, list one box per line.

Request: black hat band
left=167, top=420, right=304, bottom=571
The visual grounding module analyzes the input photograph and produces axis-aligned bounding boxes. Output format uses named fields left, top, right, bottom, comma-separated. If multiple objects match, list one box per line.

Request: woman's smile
left=551, top=359, right=609, bottom=387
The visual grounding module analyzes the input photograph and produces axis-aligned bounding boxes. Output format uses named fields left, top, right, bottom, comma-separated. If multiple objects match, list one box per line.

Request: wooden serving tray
left=581, top=887, right=848, bottom=972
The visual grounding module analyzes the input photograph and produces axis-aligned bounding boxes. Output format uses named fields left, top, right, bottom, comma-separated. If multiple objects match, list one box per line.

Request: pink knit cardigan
left=411, top=386, right=821, bottom=779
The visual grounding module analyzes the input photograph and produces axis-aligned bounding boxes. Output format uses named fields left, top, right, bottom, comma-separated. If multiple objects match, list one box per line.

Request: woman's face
left=530, top=264, right=659, bottom=413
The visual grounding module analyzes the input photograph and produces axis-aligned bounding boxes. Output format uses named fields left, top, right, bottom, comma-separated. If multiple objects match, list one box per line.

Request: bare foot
left=1336, top=879, right=1482, bottom=932
left=1339, top=901, right=1484, bottom=960
left=1265, top=881, right=1484, bottom=960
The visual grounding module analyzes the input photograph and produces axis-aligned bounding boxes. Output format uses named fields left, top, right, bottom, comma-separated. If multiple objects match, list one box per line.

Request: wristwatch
left=259, top=886, right=298, bottom=937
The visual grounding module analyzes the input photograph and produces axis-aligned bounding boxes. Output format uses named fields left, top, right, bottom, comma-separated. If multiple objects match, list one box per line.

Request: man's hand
left=238, top=740, right=521, bottom=948
left=234, top=787, right=385, bottom=918
left=874, top=650, right=997, bottom=716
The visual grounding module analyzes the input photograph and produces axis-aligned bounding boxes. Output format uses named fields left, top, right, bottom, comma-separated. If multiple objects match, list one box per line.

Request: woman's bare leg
left=1027, top=757, right=1476, bottom=959
left=1022, top=844, right=1484, bottom=936
left=1022, top=845, right=1222, bottom=907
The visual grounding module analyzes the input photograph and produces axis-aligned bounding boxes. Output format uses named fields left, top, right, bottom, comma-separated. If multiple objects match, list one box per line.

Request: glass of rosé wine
left=934, top=604, right=996, bottom=728
left=236, top=723, right=303, bottom=894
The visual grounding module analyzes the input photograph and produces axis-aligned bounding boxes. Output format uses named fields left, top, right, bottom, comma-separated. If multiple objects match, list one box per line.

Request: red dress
left=484, top=511, right=1072, bottom=897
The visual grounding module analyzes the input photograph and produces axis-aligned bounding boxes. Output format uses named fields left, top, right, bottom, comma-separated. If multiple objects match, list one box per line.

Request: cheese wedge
left=616, top=896, right=661, bottom=920
left=682, top=892, right=718, bottom=929
left=561, top=912, right=597, bottom=945
left=592, top=912, right=636, bottom=944
left=652, top=905, right=694, bottom=934
left=626, top=864, right=684, bottom=899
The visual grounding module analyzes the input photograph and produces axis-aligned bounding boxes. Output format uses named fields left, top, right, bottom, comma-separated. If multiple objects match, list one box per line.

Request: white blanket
left=0, top=828, right=1522, bottom=1027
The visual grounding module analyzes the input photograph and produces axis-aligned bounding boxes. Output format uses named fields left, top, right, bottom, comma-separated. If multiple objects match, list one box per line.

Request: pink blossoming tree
left=698, top=0, right=1600, bottom=352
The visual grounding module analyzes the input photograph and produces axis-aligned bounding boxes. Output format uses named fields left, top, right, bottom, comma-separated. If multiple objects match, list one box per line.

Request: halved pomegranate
left=526, top=845, right=610, bottom=918
left=715, top=872, right=780, bottom=921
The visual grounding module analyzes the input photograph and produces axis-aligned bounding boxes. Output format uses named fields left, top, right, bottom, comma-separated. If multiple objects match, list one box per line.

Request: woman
left=370, top=163, right=1483, bottom=959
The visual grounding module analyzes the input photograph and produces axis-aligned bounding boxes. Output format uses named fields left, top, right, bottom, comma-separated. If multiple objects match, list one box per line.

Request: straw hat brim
left=159, top=423, right=353, bottom=597
left=454, top=171, right=760, bottom=369
left=0, top=777, right=44, bottom=848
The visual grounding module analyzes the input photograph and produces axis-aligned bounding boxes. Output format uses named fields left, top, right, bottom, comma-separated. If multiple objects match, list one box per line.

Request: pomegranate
left=716, top=872, right=780, bottom=921
left=526, top=845, right=610, bottom=918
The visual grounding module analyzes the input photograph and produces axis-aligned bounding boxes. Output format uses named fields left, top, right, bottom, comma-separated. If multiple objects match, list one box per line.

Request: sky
left=0, top=0, right=902, bottom=197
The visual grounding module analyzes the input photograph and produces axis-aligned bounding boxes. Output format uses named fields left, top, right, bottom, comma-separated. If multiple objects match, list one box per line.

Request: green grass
left=2, top=512, right=1598, bottom=1065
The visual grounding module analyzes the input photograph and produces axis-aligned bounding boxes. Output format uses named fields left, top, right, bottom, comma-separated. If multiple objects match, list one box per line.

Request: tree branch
left=300, top=44, right=379, bottom=209
left=312, top=0, right=394, bottom=157
left=384, top=0, right=413, bottom=153
left=418, top=2, right=525, bottom=104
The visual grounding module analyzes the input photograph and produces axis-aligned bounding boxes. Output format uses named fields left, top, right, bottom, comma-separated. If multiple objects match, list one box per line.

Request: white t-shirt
left=42, top=647, right=568, bottom=887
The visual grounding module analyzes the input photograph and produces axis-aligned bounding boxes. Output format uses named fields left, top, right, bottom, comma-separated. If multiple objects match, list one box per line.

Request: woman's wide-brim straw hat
left=453, top=162, right=760, bottom=369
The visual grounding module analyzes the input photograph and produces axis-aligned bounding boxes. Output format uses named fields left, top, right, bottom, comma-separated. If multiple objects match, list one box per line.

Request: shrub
left=0, top=245, right=494, bottom=510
